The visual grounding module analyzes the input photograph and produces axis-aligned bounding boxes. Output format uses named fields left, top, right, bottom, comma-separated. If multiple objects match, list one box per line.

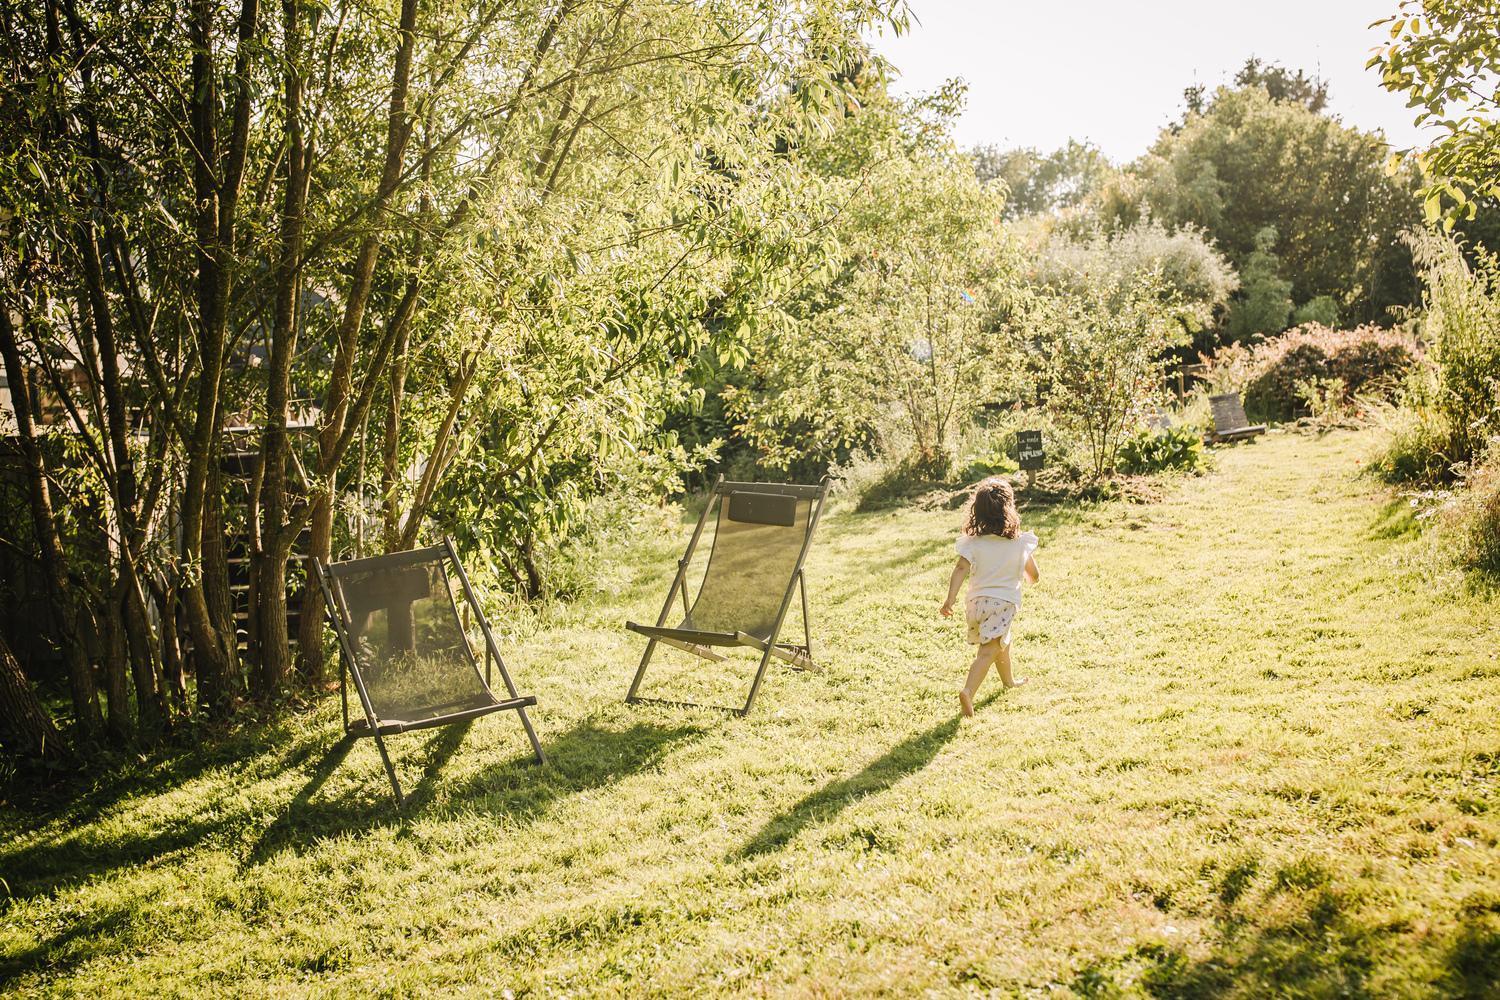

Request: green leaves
left=1029, top=268, right=1178, bottom=479
left=1371, top=0, right=1500, bottom=223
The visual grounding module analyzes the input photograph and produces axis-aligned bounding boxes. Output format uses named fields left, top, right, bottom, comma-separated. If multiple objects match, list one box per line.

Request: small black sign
left=1016, top=429, right=1045, bottom=471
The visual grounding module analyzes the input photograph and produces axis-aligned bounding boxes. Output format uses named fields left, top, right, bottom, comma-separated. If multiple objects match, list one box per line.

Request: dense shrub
left=1445, top=454, right=1500, bottom=576
left=1368, top=386, right=1463, bottom=485
left=1206, top=323, right=1421, bottom=422
left=1405, top=231, right=1500, bottom=468
left=1118, top=425, right=1207, bottom=474
left=1032, top=218, right=1239, bottom=337
left=1292, top=294, right=1340, bottom=327
left=839, top=447, right=955, bottom=512
left=956, top=451, right=1019, bottom=484
left=1371, top=233, right=1500, bottom=487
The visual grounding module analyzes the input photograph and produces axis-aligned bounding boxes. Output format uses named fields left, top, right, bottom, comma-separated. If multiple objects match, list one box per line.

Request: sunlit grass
left=3, top=429, right=1498, bottom=996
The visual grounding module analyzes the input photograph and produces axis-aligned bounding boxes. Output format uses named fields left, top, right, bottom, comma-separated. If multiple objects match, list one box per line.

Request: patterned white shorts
left=965, top=596, right=1018, bottom=645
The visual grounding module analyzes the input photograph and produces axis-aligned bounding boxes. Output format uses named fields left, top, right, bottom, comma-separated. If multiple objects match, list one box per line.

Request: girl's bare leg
left=995, top=640, right=1026, bottom=689
left=959, top=639, right=1003, bottom=716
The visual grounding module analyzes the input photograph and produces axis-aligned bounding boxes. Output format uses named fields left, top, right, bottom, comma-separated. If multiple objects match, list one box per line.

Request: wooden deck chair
left=1208, top=392, right=1267, bottom=443
left=312, top=538, right=543, bottom=807
left=625, top=476, right=831, bottom=716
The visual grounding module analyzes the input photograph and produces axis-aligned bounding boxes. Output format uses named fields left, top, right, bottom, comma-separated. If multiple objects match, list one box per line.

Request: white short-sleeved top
left=956, top=530, right=1039, bottom=606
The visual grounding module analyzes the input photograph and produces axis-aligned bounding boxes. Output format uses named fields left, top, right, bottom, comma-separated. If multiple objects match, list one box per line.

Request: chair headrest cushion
left=727, top=490, right=798, bottom=527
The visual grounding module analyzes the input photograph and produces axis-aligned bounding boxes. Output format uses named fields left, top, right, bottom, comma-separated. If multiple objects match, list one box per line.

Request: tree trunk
left=255, top=0, right=308, bottom=697
left=156, top=578, right=189, bottom=713
left=252, top=547, right=291, bottom=696
left=183, top=0, right=257, bottom=717
left=117, top=567, right=164, bottom=742
left=297, top=491, right=333, bottom=682
left=0, top=631, right=70, bottom=763
left=302, top=0, right=420, bottom=684
left=99, top=590, right=133, bottom=743
left=75, top=225, right=167, bottom=742
left=203, top=471, right=240, bottom=684
left=519, top=531, right=543, bottom=601
left=183, top=0, right=234, bottom=716
left=381, top=323, right=409, bottom=551
left=0, top=308, right=105, bottom=742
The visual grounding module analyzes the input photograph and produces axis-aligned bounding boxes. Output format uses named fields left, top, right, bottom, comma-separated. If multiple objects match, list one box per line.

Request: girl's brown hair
left=964, top=477, right=1020, bottom=538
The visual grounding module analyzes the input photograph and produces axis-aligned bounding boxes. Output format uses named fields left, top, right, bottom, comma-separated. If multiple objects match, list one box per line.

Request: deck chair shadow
left=625, top=476, right=831, bottom=716
left=313, top=538, right=543, bottom=807
left=1208, top=392, right=1266, bottom=443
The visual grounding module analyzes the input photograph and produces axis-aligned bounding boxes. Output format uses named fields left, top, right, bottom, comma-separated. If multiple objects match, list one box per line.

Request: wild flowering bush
left=1205, top=324, right=1421, bottom=422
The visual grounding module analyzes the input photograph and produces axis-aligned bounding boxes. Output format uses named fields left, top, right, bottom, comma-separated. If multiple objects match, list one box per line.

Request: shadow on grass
left=6, top=708, right=334, bottom=822
left=1068, top=880, right=1500, bottom=999
left=0, top=896, right=134, bottom=986
left=0, top=720, right=345, bottom=899
left=2, top=713, right=703, bottom=909
left=1369, top=497, right=1423, bottom=542
left=250, top=716, right=707, bottom=860
left=452, top=717, right=707, bottom=822
left=733, top=698, right=994, bottom=859
left=0, top=716, right=706, bottom=984
left=245, top=720, right=475, bottom=863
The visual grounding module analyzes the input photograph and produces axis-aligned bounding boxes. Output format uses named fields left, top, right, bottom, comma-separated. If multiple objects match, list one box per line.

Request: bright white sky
left=868, top=0, right=1434, bottom=163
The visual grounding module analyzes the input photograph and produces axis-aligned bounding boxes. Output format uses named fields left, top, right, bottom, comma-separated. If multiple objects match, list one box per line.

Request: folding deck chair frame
left=625, top=476, right=831, bottom=716
left=313, top=537, right=543, bottom=807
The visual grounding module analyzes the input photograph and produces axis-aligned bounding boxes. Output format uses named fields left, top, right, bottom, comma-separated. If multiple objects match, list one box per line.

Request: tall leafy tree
left=1234, top=57, right=1330, bottom=113
left=724, top=82, right=1023, bottom=473
left=973, top=140, right=1111, bottom=219
left=1099, top=81, right=1423, bottom=327
left=0, top=0, right=908, bottom=749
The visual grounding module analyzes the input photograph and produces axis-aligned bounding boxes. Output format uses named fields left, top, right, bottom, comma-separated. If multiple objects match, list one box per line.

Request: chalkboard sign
left=1016, top=429, right=1045, bottom=471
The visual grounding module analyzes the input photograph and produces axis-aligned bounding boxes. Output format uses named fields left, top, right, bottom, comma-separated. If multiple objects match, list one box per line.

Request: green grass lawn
left=3, top=429, right=1498, bottom=997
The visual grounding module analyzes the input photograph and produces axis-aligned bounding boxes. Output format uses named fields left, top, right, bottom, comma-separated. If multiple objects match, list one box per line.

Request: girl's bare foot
left=1004, top=678, right=1027, bottom=690
left=958, top=689, right=975, bottom=717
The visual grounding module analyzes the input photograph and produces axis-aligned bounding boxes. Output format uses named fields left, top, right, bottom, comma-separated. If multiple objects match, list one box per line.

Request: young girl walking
left=939, top=477, right=1040, bottom=717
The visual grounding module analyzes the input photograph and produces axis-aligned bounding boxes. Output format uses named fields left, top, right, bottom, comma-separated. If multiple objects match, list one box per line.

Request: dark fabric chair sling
left=313, top=538, right=542, bottom=806
left=625, top=476, right=830, bottom=716
left=1208, top=392, right=1266, bottom=443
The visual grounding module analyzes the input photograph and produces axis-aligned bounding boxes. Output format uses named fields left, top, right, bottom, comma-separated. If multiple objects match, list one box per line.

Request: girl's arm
left=1024, top=553, right=1040, bottom=584
left=939, top=557, right=969, bottom=617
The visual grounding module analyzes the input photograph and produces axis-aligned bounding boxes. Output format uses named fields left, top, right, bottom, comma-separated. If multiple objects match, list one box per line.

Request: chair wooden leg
left=517, top=706, right=544, bottom=764
left=370, top=730, right=405, bottom=808
left=625, top=639, right=659, bottom=703
left=741, top=644, right=777, bottom=717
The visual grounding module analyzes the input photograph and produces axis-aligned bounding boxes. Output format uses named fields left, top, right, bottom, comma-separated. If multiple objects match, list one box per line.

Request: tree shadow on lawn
left=450, top=716, right=707, bottom=821
left=250, top=715, right=707, bottom=860
left=0, top=717, right=355, bottom=899
left=0, top=722, right=463, bottom=905
left=732, top=696, right=996, bottom=859
left=4, top=716, right=704, bottom=906
left=1067, top=881, right=1500, bottom=999
left=0, top=893, right=137, bottom=986
left=1368, top=496, right=1423, bottom=542
left=5, top=708, right=338, bottom=824
left=1, top=717, right=707, bottom=984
